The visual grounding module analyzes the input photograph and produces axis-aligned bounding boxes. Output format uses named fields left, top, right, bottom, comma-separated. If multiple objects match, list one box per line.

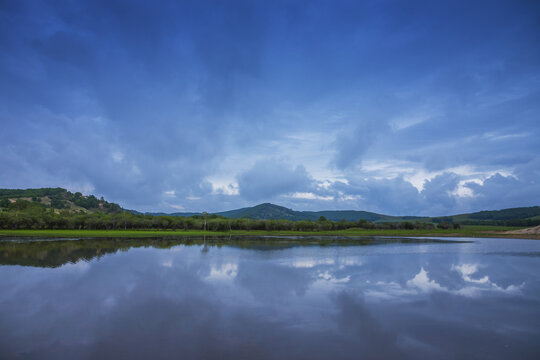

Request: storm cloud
left=238, top=160, right=313, bottom=201
left=0, top=0, right=539, bottom=214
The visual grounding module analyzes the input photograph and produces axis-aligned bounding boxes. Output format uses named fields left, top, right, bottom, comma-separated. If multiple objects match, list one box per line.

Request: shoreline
left=1, top=228, right=539, bottom=240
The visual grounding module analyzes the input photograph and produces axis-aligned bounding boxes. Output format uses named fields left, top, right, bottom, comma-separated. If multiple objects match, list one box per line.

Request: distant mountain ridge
left=148, top=202, right=540, bottom=225
left=2, top=188, right=539, bottom=225
left=143, top=202, right=415, bottom=221
left=215, top=203, right=412, bottom=222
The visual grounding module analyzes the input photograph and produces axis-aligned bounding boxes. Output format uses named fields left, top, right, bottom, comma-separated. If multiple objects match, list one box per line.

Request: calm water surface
left=0, top=236, right=539, bottom=359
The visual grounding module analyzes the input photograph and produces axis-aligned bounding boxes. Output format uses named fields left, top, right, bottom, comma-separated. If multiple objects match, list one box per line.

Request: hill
left=215, top=203, right=423, bottom=222
left=142, top=203, right=412, bottom=222
left=452, top=206, right=540, bottom=221
left=0, top=188, right=122, bottom=214
left=214, top=203, right=540, bottom=225
left=217, top=203, right=300, bottom=220
left=115, top=200, right=540, bottom=225
left=437, top=206, right=540, bottom=226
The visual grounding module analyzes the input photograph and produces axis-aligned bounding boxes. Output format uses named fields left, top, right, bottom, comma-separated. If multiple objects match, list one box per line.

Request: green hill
left=215, top=203, right=540, bottom=225
left=135, top=203, right=415, bottom=222
left=134, top=201, right=540, bottom=225
left=0, top=188, right=122, bottom=214
left=437, top=206, right=540, bottom=226
left=217, top=203, right=300, bottom=220
left=453, top=206, right=540, bottom=221
left=215, top=203, right=421, bottom=222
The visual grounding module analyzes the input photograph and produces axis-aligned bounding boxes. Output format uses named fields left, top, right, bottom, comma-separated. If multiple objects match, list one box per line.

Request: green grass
left=0, top=225, right=531, bottom=239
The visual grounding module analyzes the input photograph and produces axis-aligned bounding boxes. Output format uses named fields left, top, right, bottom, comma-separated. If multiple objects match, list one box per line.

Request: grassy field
left=0, top=225, right=536, bottom=239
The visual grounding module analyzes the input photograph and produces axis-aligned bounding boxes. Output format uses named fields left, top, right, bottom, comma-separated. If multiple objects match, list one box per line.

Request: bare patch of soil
left=503, top=225, right=540, bottom=235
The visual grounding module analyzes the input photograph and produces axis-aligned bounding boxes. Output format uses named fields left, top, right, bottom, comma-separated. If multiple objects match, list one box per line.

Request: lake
left=0, top=236, right=539, bottom=359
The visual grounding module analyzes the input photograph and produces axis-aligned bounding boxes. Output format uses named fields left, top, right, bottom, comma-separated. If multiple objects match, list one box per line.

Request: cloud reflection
left=0, top=240, right=538, bottom=359
left=372, top=264, right=524, bottom=300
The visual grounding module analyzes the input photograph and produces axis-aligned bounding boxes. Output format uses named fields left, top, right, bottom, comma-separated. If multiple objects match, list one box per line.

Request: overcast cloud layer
left=1, top=0, right=539, bottom=215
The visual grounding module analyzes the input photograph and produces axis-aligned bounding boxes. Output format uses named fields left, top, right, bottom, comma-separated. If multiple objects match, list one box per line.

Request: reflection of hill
left=0, top=236, right=469, bottom=268
left=0, top=238, right=187, bottom=268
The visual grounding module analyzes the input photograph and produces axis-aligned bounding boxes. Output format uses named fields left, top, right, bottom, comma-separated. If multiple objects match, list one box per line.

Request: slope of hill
left=137, top=202, right=540, bottom=224
left=452, top=206, right=540, bottom=221
left=439, top=206, right=540, bottom=226
left=137, top=203, right=408, bottom=222
left=218, top=203, right=299, bottom=220
left=215, top=203, right=420, bottom=222
left=213, top=203, right=540, bottom=225
left=0, top=188, right=122, bottom=214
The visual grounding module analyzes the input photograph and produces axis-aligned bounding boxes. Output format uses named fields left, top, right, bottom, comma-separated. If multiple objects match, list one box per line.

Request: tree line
left=0, top=200, right=460, bottom=231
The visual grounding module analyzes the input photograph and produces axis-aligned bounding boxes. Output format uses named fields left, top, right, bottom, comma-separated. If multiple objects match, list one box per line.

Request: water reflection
left=0, top=236, right=468, bottom=268
left=0, top=236, right=539, bottom=359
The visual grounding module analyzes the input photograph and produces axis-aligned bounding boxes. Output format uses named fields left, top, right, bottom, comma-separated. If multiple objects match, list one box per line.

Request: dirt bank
left=503, top=225, right=540, bottom=235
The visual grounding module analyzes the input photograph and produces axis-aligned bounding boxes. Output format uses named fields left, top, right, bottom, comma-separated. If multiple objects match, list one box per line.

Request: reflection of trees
left=0, top=238, right=185, bottom=268
left=201, top=235, right=209, bottom=254
left=0, top=237, right=468, bottom=268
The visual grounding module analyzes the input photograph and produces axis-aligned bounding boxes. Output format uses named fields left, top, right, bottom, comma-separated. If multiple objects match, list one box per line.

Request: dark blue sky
left=1, top=0, right=539, bottom=215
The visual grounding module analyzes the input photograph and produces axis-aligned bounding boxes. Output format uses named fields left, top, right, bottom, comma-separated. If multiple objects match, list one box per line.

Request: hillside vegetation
left=151, top=203, right=423, bottom=222
left=0, top=188, right=121, bottom=214
left=432, top=206, right=540, bottom=227
left=0, top=189, right=441, bottom=231
left=0, top=188, right=538, bottom=231
left=162, top=203, right=540, bottom=226
left=216, top=203, right=413, bottom=222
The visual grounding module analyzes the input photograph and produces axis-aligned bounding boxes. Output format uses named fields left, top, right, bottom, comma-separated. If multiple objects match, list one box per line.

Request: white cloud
left=482, top=132, right=530, bottom=141
left=390, top=114, right=432, bottom=131
left=206, top=262, right=238, bottom=281
left=210, top=182, right=239, bottom=196
left=291, top=192, right=334, bottom=201
left=368, top=265, right=524, bottom=301
left=406, top=268, right=448, bottom=293
left=452, top=263, right=523, bottom=296
left=452, top=264, right=489, bottom=284
left=168, top=204, right=185, bottom=211
left=317, top=271, right=350, bottom=283
left=289, top=258, right=335, bottom=268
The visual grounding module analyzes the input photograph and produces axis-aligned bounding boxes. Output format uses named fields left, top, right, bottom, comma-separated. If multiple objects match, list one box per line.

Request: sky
left=1, top=0, right=539, bottom=215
